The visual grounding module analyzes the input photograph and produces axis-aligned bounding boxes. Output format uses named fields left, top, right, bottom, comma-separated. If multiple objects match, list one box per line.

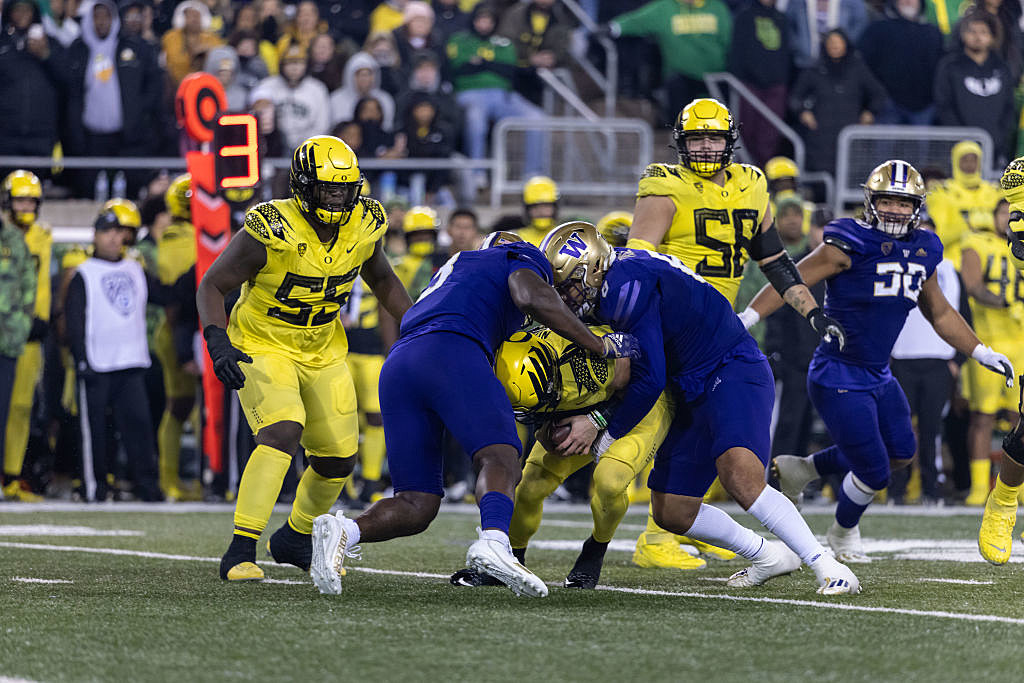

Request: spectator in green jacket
left=607, top=0, right=732, bottom=121
left=446, top=2, right=545, bottom=188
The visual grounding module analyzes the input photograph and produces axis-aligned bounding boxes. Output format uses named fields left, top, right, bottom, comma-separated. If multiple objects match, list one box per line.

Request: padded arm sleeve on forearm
left=747, top=224, right=784, bottom=261
left=759, top=250, right=805, bottom=296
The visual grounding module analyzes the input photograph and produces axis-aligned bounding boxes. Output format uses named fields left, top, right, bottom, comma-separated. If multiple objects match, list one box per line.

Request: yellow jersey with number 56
left=228, top=196, right=388, bottom=367
left=637, top=162, right=769, bottom=305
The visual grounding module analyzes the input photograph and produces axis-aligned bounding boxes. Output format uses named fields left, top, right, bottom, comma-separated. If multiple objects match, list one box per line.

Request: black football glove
left=807, top=307, right=847, bottom=351
left=203, top=325, right=252, bottom=390
left=601, top=332, right=641, bottom=359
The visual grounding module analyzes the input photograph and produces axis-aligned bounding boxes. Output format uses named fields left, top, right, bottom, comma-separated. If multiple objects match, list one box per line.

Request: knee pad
left=516, top=462, right=563, bottom=503
left=1003, top=417, right=1024, bottom=467
left=592, top=460, right=634, bottom=503
left=308, top=454, right=355, bottom=480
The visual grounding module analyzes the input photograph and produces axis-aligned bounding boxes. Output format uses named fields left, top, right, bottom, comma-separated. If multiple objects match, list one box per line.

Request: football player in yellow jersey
left=960, top=199, right=1024, bottom=506
left=342, top=276, right=389, bottom=505
left=980, top=157, right=1024, bottom=562
left=393, top=206, right=447, bottom=298
left=626, top=98, right=843, bottom=561
left=518, top=176, right=559, bottom=246
left=926, top=140, right=1001, bottom=266
left=764, top=156, right=813, bottom=234
left=198, top=135, right=413, bottom=581
left=152, top=174, right=200, bottom=501
left=0, top=170, right=49, bottom=501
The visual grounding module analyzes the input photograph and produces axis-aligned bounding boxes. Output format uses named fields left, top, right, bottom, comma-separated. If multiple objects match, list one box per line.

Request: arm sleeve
left=604, top=296, right=666, bottom=439
left=65, top=272, right=87, bottom=368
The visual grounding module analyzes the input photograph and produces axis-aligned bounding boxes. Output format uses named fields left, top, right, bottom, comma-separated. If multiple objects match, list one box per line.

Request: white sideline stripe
left=260, top=578, right=308, bottom=585
left=11, top=577, right=73, bottom=584
left=0, top=677, right=42, bottom=683
left=0, top=525, right=143, bottom=537
left=918, top=578, right=994, bottom=585
left=4, top=541, right=1023, bottom=626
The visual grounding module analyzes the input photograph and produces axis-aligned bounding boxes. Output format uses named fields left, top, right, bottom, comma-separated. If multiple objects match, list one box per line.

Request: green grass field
left=2, top=502, right=1022, bottom=683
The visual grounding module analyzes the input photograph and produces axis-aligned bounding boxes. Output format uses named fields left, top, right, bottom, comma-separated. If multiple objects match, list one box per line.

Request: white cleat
left=810, top=553, right=861, bottom=595
left=310, top=511, right=361, bottom=595
left=826, top=521, right=872, bottom=563
left=771, top=455, right=818, bottom=507
left=726, top=540, right=802, bottom=588
left=466, top=528, right=548, bottom=598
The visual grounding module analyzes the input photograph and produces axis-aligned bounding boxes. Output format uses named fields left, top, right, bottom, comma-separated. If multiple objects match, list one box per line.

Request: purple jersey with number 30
left=809, top=218, right=943, bottom=389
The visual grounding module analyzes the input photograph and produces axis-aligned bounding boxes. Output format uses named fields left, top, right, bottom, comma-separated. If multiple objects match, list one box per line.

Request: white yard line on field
left=0, top=525, right=143, bottom=537
left=918, top=578, right=995, bottom=585
left=3, top=540, right=1022, bottom=626
left=11, top=577, right=73, bottom=584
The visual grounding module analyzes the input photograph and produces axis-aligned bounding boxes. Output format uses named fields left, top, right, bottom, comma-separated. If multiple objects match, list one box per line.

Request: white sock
left=342, top=515, right=361, bottom=546
left=480, top=527, right=511, bottom=546
left=747, top=485, right=828, bottom=565
left=686, top=504, right=767, bottom=560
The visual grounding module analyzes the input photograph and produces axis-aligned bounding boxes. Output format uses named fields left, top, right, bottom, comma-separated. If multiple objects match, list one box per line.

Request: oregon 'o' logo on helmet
left=673, top=98, right=739, bottom=178
left=289, top=135, right=363, bottom=228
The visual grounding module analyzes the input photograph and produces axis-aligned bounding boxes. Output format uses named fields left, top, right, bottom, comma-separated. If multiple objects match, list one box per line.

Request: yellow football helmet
left=523, top=176, right=559, bottom=230
left=862, top=160, right=927, bottom=237
left=540, top=221, right=614, bottom=317
left=1000, top=156, right=1024, bottom=209
left=403, top=206, right=439, bottom=233
left=495, top=331, right=561, bottom=419
left=481, top=230, right=524, bottom=249
left=673, top=98, right=738, bottom=178
left=596, top=211, right=632, bottom=247
left=165, top=173, right=192, bottom=221
left=764, top=157, right=799, bottom=182
left=101, top=198, right=142, bottom=229
left=2, top=170, right=42, bottom=227
left=290, top=135, right=363, bottom=227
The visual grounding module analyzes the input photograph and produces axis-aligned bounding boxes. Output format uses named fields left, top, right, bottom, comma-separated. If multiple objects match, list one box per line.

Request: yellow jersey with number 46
left=960, top=228, right=1024, bottom=343
left=637, top=162, right=769, bottom=304
left=228, top=196, right=388, bottom=367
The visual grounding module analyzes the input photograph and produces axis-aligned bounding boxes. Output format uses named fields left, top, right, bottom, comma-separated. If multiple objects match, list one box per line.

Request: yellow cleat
left=978, top=492, right=1016, bottom=565
left=2, top=480, right=43, bottom=502
left=633, top=533, right=707, bottom=570
left=677, top=535, right=737, bottom=560
left=225, top=562, right=265, bottom=581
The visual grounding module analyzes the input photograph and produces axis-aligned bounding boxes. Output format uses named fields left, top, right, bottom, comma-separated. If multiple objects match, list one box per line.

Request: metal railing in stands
left=833, top=125, right=996, bottom=214
left=703, top=71, right=807, bottom=173
left=560, top=0, right=617, bottom=117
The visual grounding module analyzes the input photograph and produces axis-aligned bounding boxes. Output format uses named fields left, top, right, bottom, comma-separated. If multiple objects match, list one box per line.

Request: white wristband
left=738, top=308, right=761, bottom=330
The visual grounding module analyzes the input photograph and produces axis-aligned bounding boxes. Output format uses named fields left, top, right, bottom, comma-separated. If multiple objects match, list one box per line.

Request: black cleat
left=267, top=522, right=312, bottom=572
left=450, top=568, right=505, bottom=587
left=564, top=536, right=608, bottom=589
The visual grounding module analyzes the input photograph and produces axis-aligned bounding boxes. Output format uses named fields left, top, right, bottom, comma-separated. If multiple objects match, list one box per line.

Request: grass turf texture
left=2, top=504, right=1022, bottom=682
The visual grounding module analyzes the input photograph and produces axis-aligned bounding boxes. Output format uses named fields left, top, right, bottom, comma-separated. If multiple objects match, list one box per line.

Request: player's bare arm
left=196, top=230, right=266, bottom=389
left=361, top=239, right=413, bottom=323
left=625, top=195, right=674, bottom=250
left=507, top=268, right=611, bottom=357
left=197, top=229, right=267, bottom=330
left=960, top=247, right=1009, bottom=308
left=918, top=272, right=1014, bottom=385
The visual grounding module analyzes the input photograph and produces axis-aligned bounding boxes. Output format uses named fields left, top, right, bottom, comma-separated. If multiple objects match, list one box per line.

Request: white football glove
left=973, top=344, right=1015, bottom=388
left=737, top=308, right=760, bottom=330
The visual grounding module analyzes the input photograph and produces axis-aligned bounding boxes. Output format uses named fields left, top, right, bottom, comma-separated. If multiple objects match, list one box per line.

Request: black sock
left=580, top=536, right=609, bottom=560
left=512, top=546, right=527, bottom=564
left=226, top=534, right=257, bottom=560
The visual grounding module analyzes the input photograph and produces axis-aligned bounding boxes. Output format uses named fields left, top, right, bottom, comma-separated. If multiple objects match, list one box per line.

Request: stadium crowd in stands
left=0, top=0, right=1023, bottom=531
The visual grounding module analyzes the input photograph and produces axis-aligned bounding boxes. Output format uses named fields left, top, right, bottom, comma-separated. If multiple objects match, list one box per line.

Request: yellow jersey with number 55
left=637, top=162, right=769, bottom=305
left=228, top=196, right=388, bottom=367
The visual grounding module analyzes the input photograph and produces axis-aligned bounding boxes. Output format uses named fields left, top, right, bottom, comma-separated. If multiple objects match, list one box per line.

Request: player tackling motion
left=541, top=222, right=859, bottom=594
left=310, top=231, right=640, bottom=597
left=198, top=135, right=414, bottom=581
left=741, top=160, right=1014, bottom=563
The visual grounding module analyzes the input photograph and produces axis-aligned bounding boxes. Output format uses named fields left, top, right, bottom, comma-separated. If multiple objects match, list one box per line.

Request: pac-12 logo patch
left=559, top=232, right=587, bottom=258
left=881, top=242, right=893, bottom=255
left=101, top=272, right=137, bottom=317
left=297, top=243, right=307, bottom=256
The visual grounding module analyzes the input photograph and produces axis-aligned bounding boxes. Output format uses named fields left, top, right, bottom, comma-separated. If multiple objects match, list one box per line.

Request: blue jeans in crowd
left=456, top=88, right=546, bottom=177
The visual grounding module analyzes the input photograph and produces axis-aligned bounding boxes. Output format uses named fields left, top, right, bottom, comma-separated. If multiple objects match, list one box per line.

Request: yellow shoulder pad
left=244, top=201, right=293, bottom=246
left=637, top=163, right=680, bottom=198
left=359, top=196, right=388, bottom=237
